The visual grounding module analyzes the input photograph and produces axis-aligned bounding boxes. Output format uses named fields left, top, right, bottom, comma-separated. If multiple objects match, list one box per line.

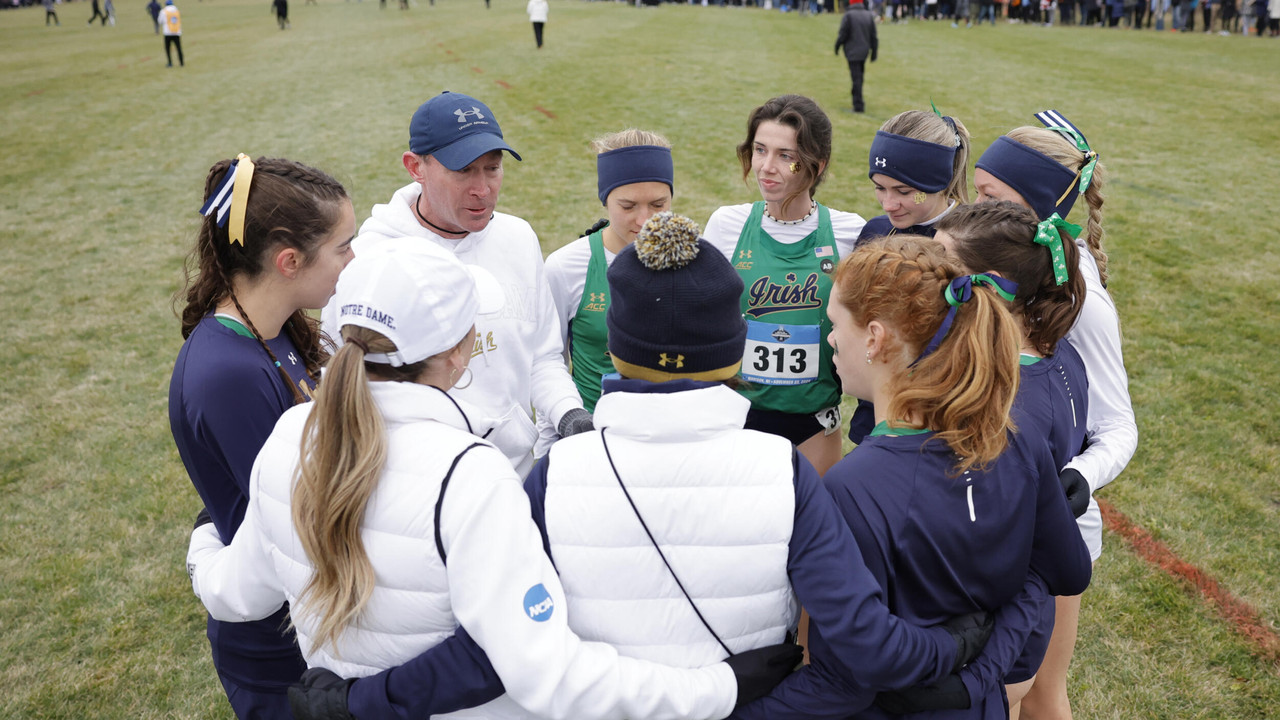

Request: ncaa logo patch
left=523, top=583, right=554, bottom=622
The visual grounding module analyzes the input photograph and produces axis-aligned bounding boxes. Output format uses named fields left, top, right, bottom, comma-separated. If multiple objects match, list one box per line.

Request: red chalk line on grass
left=1099, top=498, right=1280, bottom=663
left=495, top=80, right=511, bottom=89
left=533, top=106, right=556, bottom=119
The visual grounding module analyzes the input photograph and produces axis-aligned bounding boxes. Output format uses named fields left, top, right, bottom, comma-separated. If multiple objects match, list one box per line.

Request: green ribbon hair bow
left=1034, top=213, right=1082, bottom=286
left=944, top=273, right=1019, bottom=306
left=1042, top=124, right=1100, bottom=196
left=914, top=273, right=1020, bottom=366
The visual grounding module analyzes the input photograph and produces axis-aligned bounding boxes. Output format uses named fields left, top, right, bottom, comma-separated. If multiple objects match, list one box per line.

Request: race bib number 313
left=743, top=321, right=820, bottom=386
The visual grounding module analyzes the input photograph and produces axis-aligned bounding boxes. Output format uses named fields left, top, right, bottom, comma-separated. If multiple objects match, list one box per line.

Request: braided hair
left=1006, top=126, right=1109, bottom=285
left=937, top=201, right=1085, bottom=356
left=578, top=217, right=609, bottom=237
left=833, top=235, right=1022, bottom=474
left=177, top=156, right=349, bottom=405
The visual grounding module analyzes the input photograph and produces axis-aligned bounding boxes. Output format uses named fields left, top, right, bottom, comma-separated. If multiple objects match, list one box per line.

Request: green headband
left=1034, top=213, right=1081, bottom=286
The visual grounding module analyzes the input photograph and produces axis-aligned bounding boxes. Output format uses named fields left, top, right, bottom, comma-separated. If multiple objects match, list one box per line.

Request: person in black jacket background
left=834, top=0, right=878, bottom=114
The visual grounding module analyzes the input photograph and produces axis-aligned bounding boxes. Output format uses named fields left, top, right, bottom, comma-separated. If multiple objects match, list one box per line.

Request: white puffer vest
left=543, top=384, right=799, bottom=666
left=250, top=382, right=499, bottom=678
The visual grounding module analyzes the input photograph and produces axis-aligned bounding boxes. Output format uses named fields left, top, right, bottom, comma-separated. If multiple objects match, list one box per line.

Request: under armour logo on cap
left=875, top=157, right=887, bottom=168
left=408, top=91, right=521, bottom=171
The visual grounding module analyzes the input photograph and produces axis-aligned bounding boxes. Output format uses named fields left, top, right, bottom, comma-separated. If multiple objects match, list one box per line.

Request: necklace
left=764, top=199, right=817, bottom=226
left=414, top=196, right=469, bottom=238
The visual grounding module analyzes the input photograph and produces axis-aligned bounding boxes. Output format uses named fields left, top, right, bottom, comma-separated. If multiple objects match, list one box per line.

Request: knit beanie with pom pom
left=606, top=212, right=747, bottom=383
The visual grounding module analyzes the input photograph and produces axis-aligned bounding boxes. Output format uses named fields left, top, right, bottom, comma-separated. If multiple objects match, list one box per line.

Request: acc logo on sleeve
left=523, top=583, right=554, bottom=622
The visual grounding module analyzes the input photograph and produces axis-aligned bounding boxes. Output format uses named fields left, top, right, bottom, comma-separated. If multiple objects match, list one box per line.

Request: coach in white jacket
left=190, top=243, right=801, bottom=720
left=322, top=91, right=590, bottom=477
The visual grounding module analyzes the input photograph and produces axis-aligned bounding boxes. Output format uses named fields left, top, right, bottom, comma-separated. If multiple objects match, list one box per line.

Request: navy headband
left=596, top=145, right=674, bottom=206
left=976, top=135, right=1079, bottom=222
left=867, top=131, right=956, bottom=194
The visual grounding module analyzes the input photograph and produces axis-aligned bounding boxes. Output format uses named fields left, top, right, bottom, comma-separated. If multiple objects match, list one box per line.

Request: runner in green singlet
left=703, top=95, right=868, bottom=477
left=546, top=129, right=675, bottom=412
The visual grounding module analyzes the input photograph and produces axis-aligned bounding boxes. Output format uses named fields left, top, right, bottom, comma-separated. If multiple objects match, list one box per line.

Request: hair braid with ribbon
left=176, top=156, right=350, bottom=404
left=1006, top=125, right=1110, bottom=286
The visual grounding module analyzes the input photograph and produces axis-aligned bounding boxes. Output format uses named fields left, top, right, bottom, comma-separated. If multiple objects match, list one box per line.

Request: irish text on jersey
left=745, top=273, right=822, bottom=319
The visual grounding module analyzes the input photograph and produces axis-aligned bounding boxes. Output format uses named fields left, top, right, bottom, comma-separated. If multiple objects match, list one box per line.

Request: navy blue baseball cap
left=408, top=91, right=522, bottom=171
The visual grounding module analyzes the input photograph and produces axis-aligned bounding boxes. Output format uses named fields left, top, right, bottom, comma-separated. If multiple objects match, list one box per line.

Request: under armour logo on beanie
left=606, top=213, right=746, bottom=383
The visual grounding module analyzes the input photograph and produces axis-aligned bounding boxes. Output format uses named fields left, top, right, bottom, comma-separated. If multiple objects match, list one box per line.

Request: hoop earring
left=866, top=351, right=873, bottom=365
left=454, top=366, right=473, bottom=390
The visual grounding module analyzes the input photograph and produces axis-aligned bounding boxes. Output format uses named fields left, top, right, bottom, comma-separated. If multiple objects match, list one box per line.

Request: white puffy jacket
left=187, top=380, right=737, bottom=719
left=541, top=383, right=800, bottom=666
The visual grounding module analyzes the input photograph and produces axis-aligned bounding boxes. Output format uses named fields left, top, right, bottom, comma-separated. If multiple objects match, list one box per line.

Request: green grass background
left=2, top=0, right=1278, bottom=716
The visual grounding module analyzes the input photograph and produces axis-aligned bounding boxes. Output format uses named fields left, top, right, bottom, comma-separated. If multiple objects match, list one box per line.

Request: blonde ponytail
left=291, top=325, right=460, bottom=655
left=292, top=327, right=390, bottom=656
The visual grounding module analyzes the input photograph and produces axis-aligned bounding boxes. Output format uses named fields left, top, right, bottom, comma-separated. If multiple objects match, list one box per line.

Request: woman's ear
left=866, top=320, right=888, bottom=361
left=274, top=247, right=303, bottom=279
left=451, top=328, right=475, bottom=368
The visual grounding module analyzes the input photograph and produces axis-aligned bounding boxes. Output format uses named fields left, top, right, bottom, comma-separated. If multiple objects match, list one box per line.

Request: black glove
left=724, top=643, right=804, bottom=709
left=870, top=50, right=878, bottom=62
left=194, top=507, right=212, bottom=530
left=834, top=43, right=841, bottom=55
left=288, top=668, right=356, bottom=720
left=874, top=673, right=971, bottom=714
left=940, top=610, right=993, bottom=673
left=1059, top=467, right=1091, bottom=518
left=557, top=407, right=594, bottom=437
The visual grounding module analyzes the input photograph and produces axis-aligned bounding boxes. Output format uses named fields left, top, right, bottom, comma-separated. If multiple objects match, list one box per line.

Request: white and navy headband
left=867, top=131, right=956, bottom=194
left=596, top=145, right=674, bottom=206
left=198, top=153, right=256, bottom=247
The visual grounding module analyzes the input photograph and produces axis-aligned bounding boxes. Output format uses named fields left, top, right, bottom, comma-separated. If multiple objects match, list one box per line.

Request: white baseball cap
left=334, top=239, right=504, bottom=367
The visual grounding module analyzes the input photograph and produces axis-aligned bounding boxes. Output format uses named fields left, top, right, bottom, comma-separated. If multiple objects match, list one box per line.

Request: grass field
left=2, top=0, right=1279, bottom=717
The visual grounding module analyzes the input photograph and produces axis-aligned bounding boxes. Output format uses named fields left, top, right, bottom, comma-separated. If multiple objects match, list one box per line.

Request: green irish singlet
left=732, top=202, right=841, bottom=415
